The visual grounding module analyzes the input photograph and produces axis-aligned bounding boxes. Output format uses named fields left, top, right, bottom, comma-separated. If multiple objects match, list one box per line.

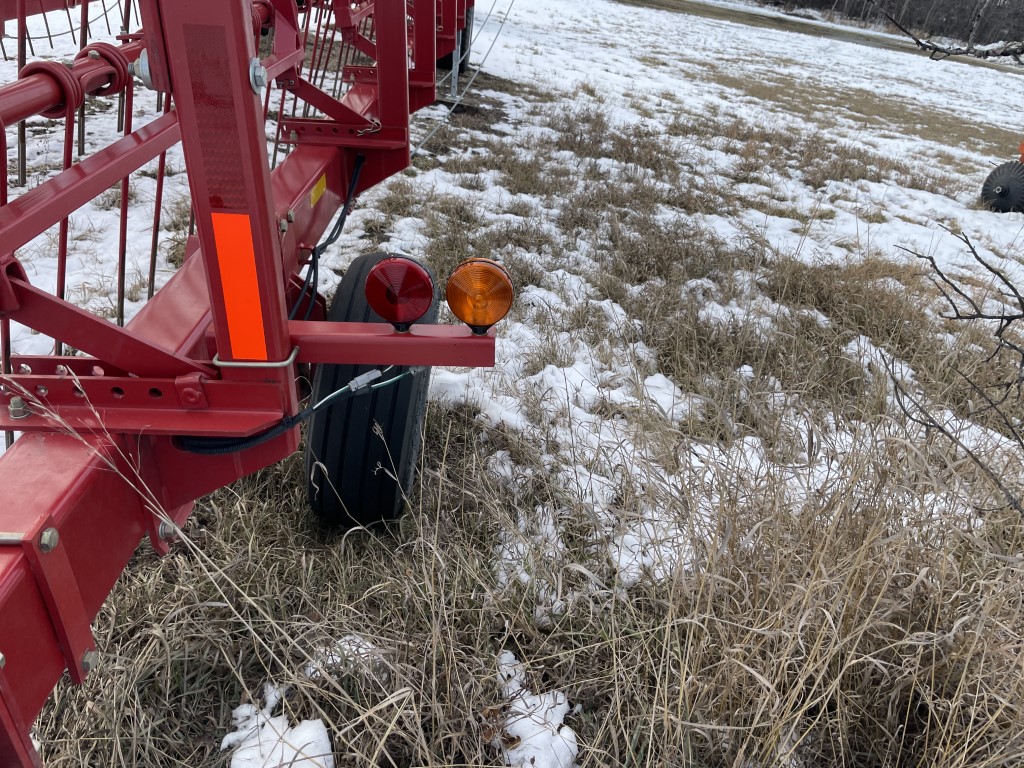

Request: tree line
left=764, top=0, right=1023, bottom=46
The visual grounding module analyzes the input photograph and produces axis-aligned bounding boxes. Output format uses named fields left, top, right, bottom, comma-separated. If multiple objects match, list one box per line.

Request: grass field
left=11, top=0, right=1024, bottom=766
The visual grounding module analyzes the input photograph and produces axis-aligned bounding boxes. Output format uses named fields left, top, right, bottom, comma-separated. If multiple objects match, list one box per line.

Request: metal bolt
left=278, top=219, right=289, bottom=234
left=249, top=58, right=267, bottom=93
left=158, top=521, right=176, bottom=541
left=8, top=396, right=30, bottom=419
left=286, top=210, right=295, bottom=223
left=0, top=651, right=6, bottom=669
left=132, top=49, right=154, bottom=90
left=289, top=130, right=298, bottom=142
left=39, top=527, right=59, bottom=553
left=87, top=50, right=100, bottom=59
left=81, top=650, right=99, bottom=674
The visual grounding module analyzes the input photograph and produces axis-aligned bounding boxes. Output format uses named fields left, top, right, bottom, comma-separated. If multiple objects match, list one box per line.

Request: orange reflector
left=445, top=258, right=514, bottom=333
left=211, top=212, right=268, bottom=361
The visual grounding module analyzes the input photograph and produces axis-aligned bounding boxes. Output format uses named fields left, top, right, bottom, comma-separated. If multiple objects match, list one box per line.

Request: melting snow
left=221, top=683, right=335, bottom=768
left=495, top=651, right=579, bottom=768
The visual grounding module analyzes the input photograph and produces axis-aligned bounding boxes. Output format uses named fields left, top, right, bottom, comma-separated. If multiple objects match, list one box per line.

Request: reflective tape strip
left=210, top=212, right=268, bottom=361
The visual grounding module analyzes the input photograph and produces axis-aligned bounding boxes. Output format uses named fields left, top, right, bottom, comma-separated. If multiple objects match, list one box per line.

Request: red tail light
left=364, top=256, right=435, bottom=331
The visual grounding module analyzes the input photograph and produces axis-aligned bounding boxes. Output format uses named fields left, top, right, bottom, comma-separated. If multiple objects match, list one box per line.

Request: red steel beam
left=290, top=321, right=496, bottom=366
left=0, top=112, right=180, bottom=255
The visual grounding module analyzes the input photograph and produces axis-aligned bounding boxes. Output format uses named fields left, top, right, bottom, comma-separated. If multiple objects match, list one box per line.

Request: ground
left=3, top=0, right=1024, bottom=766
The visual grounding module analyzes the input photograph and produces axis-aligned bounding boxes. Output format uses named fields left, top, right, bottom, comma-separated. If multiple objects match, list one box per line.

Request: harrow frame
left=0, top=1, right=478, bottom=764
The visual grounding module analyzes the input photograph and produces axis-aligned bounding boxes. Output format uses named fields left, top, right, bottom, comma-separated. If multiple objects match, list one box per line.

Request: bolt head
left=8, top=396, right=30, bottom=419
left=249, top=58, right=267, bottom=92
left=39, top=527, right=59, bottom=553
left=0, top=651, right=6, bottom=669
left=158, top=521, right=177, bottom=541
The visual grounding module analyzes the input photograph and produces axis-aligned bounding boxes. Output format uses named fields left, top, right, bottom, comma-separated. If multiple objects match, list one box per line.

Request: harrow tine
left=55, top=96, right=76, bottom=355
left=116, top=83, right=133, bottom=325
left=77, top=0, right=88, bottom=156
left=17, top=5, right=26, bottom=186
left=99, top=0, right=113, bottom=36
left=316, top=13, right=337, bottom=93
left=35, top=0, right=54, bottom=48
left=64, top=3, right=76, bottom=45
left=79, top=0, right=90, bottom=43
left=117, top=0, right=132, bottom=132
left=148, top=93, right=171, bottom=300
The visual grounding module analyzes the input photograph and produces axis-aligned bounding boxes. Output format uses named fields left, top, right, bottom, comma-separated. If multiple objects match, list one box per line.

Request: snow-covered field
left=5, top=0, right=1024, bottom=766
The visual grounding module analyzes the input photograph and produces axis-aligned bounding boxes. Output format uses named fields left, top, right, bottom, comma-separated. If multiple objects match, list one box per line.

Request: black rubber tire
left=981, top=161, right=1024, bottom=213
left=438, top=6, right=474, bottom=74
left=305, top=252, right=437, bottom=529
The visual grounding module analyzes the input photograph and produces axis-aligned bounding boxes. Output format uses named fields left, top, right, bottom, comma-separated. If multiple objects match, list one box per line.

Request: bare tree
left=893, top=231, right=1024, bottom=514
left=863, top=0, right=1023, bottom=64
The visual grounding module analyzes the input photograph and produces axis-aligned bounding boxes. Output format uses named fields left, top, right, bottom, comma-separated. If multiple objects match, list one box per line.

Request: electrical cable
left=289, top=153, right=366, bottom=321
left=175, top=367, right=414, bottom=456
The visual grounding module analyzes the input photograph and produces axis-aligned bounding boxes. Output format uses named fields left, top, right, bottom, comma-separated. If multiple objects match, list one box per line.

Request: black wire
left=289, top=153, right=366, bottom=320
left=176, top=369, right=411, bottom=456
left=174, top=403, right=317, bottom=455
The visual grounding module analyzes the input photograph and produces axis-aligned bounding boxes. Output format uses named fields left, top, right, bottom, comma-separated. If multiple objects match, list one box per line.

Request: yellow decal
left=310, top=174, right=327, bottom=208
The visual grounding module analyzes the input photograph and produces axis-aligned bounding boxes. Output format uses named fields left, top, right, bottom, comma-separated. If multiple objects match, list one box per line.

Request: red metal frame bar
left=0, top=1, right=480, bottom=765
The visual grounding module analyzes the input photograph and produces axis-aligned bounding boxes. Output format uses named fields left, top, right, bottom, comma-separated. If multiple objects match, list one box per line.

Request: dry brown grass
left=36, top=400, right=1024, bottom=767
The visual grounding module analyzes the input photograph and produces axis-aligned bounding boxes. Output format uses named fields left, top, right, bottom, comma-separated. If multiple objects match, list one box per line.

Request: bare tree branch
left=900, top=231, right=1024, bottom=390
left=864, top=0, right=1024, bottom=64
left=887, top=363, right=1023, bottom=516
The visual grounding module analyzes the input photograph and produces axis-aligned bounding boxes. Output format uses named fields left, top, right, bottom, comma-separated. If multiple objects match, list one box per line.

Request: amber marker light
left=445, top=258, right=514, bottom=334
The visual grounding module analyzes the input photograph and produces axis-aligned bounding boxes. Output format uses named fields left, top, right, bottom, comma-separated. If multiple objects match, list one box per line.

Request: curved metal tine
left=148, top=93, right=171, bottom=299
left=54, top=92, right=77, bottom=355
left=116, top=83, right=134, bottom=325
left=34, top=0, right=54, bottom=48
left=77, top=0, right=88, bottom=156
left=64, top=3, right=76, bottom=45
left=17, top=6, right=27, bottom=186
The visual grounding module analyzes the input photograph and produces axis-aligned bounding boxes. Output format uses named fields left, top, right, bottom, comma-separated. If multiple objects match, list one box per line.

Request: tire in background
left=438, top=6, right=474, bottom=75
left=981, top=161, right=1024, bottom=213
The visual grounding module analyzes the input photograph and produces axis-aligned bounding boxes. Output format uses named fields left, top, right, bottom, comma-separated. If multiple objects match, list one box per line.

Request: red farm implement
left=0, top=1, right=501, bottom=764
